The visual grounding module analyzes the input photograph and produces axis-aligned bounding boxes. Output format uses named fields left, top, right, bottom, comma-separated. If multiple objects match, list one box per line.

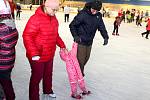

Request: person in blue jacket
left=69, top=0, right=109, bottom=76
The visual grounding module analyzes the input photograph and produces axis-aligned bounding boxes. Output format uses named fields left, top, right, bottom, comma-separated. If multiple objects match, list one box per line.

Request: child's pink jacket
left=60, top=42, right=87, bottom=93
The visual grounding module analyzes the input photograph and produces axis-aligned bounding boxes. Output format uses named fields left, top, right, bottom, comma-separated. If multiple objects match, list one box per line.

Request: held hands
left=103, top=39, right=108, bottom=46
left=32, top=56, right=40, bottom=61
left=60, top=48, right=68, bottom=54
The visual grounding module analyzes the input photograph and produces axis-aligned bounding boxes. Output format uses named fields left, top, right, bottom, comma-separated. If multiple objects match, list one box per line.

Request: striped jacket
left=0, top=14, right=18, bottom=70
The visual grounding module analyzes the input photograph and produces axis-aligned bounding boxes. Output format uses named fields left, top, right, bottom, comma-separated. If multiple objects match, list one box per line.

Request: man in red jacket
left=22, top=0, right=66, bottom=100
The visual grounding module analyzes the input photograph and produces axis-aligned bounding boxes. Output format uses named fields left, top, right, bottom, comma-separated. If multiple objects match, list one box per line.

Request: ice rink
left=12, top=10, right=150, bottom=100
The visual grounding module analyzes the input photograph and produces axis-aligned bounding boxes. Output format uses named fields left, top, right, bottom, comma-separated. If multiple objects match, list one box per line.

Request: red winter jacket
left=23, top=6, right=66, bottom=62
left=146, top=19, right=150, bottom=31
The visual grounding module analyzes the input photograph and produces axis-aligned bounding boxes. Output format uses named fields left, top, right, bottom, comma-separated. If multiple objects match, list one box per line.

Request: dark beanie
left=91, top=0, right=102, bottom=11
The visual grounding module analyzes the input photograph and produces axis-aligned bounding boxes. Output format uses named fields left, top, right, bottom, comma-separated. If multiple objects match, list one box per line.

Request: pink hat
left=45, top=0, right=59, bottom=9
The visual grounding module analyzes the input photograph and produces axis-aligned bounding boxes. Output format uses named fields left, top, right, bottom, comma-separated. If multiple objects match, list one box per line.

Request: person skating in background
left=69, top=0, right=109, bottom=77
left=136, top=12, right=142, bottom=26
left=16, top=3, right=21, bottom=20
left=112, top=16, right=121, bottom=36
left=64, top=5, right=71, bottom=22
left=60, top=42, right=91, bottom=99
left=141, top=17, right=150, bottom=39
left=29, top=3, right=32, bottom=10
left=22, top=0, right=67, bottom=100
left=0, top=0, right=19, bottom=99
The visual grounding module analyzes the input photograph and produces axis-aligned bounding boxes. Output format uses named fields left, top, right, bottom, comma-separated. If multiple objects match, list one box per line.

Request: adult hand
left=103, top=39, right=108, bottom=45
left=74, top=36, right=81, bottom=43
left=32, top=56, right=40, bottom=61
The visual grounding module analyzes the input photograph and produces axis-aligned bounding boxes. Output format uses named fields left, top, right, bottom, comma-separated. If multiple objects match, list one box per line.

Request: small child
left=141, top=17, right=150, bottom=39
left=60, top=42, right=91, bottom=99
left=112, top=16, right=121, bottom=36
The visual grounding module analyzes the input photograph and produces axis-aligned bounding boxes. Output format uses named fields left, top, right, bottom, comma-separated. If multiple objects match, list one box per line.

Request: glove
left=74, top=36, right=81, bottom=43
left=32, top=56, right=40, bottom=61
left=103, top=39, right=108, bottom=45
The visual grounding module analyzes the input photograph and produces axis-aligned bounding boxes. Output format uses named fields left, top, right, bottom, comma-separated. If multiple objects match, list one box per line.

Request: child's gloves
left=103, top=39, right=108, bottom=45
left=32, top=56, right=40, bottom=61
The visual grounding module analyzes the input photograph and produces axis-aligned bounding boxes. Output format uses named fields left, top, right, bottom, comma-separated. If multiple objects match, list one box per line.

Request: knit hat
left=45, top=0, right=59, bottom=9
left=91, top=0, right=102, bottom=11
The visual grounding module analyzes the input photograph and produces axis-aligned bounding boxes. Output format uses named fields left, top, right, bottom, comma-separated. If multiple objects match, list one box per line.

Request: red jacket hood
left=35, top=5, right=56, bottom=17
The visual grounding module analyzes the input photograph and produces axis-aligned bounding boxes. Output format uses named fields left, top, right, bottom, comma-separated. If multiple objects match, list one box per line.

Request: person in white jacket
left=64, top=5, right=71, bottom=22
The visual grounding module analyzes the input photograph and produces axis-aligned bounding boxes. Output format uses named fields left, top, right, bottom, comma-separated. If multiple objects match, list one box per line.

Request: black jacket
left=69, top=8, right=109, bottom=46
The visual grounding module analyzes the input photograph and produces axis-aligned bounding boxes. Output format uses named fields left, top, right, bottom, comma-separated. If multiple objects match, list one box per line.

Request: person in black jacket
left=69, top=0, right=109, bottom=76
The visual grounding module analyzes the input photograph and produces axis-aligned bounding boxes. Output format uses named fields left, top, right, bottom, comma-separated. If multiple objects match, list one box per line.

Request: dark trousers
left=0, top=69, right=15, bottom=100
left=113, top=25, right=119, bottom=34
left=142, top=30, right=150, bottom=38
left=29, top=59, right=54, bottom=100
left=16, top=11, right=20, bottom=19
left=64, top=14, right=69, bottom=22
left=77, top=44, right=92, bottom=76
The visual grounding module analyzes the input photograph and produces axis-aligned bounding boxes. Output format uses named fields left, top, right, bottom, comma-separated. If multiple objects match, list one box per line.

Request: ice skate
left=116, top=33, right=119, bottom=36
left=81, top=91, right=91, bottom=96
left=112, top=32, right=115, bottom=35
left=71, top=94, right=82, bottom=99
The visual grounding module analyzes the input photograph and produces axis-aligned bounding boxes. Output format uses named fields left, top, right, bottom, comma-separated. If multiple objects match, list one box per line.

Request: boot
left=116, top=33, right=119, bottom=36
left=82, top=91, right=91, bottom=95
left=141, top=33, right=144, bottom=37
left=71, top=94, right=82, bottom=99
left=112, top=32, right=115, bottom=35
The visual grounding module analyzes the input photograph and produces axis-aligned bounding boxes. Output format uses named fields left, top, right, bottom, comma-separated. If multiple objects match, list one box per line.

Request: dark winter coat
left=23, top=6, right=66, bottom=62
left=69, top=8, right=109, bottom=46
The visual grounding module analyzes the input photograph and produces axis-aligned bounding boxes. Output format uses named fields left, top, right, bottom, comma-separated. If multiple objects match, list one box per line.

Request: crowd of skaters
left=116, top=8, right=150, bottom=38
left=102, top=7, right=150, bottom=38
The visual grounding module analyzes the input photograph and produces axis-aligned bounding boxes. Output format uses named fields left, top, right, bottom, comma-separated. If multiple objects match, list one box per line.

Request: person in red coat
left=141, top=18, right=150, bottom=39
left=8, top=0, right=16, bottom=19
left=22, top=0, right=66, bottom=100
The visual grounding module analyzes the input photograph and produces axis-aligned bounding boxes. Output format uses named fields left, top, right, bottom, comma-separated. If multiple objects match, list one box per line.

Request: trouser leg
left=29, top=61, right=44, bottom=100
left=77, top=44, right=92, bottom=76
left=43, top=59, right=54, bottom=94
left=116, top=26, right=118, bottom=34
left=0, top=69, right=15, bottom=100
left=145, top=31, right=150, bottom=38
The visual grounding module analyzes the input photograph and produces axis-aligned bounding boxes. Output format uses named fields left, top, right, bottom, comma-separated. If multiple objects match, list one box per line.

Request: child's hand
left=60, top=48, right=68, bottom=53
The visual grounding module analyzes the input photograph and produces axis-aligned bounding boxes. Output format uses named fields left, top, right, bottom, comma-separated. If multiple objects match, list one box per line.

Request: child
left=141, top=17, right=150, bottom=39
left=112, top=16, right=121, bottom=36
left=60, top=42, right=91, bottom=99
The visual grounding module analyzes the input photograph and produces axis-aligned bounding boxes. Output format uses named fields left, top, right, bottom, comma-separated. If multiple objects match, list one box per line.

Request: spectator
left=64, top=5, right=71, bottom=22
left=0, top=0, right=18, bottom=99
left=16, top=3, right=21, bottom=20
left=8, top=0, right=16, bottom=19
